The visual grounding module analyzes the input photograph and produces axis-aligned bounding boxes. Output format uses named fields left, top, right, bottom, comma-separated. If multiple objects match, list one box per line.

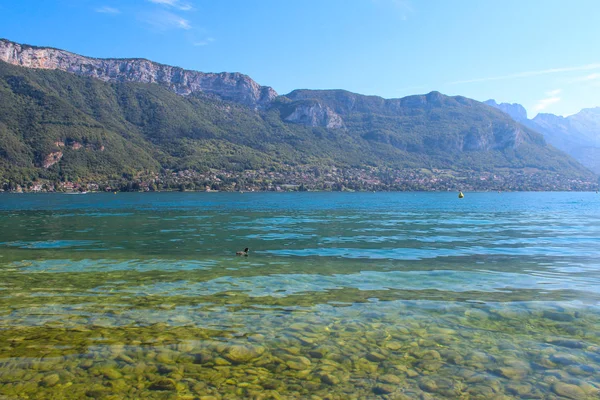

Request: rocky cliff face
left=282, top=100, right=344, bottom=129
left=461, top=124, right=524, bottom=152
left=285, top=90, right=528, bottom=152
left=0, top=39, right=277, bottom=108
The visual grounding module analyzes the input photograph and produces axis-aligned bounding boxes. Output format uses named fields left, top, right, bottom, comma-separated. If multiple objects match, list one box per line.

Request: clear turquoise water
left=0, top=192, right=599, bottom=399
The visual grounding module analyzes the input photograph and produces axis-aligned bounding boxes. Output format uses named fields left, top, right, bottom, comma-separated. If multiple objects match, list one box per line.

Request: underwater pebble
left=496, top=366, right=528, bottom=380
left=378, top=374, right=402, bottom=384
left=419, top=377, right=438, bottom=393
left=543, top=311, right=575, bottom=322
left=552, top=382, right=586, bottom=399
left=149, top=378, right=177, bottom=391
left=550, top=353, right=579, bottom=366
left=40, top=373, right=60, bottom=387
left=372, top=383, right=396, bottom=395
left=506, top=382, right=532, bottom=396
left=285, top=356, right=311, bottom=370
left=223, top=344, right=265, bottom=364
left=319, top=372, right=339, bottom=385
left=366, top=351, right=386, bottom=362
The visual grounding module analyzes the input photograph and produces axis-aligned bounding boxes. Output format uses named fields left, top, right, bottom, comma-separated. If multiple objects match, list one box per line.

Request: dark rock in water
left=546, top=338, right=587, bottom=349
left=543, top=311, right=575, bottom=322
left=319, top=373, right=339, bottom=386
left=149, top=378, right=177, bottom=391
left=419, top=378, right=438, bottom=393
left=157, top=364, right=178, bottom=375
left=366, top=352, right=387, bottom=362
left=193, top=350, right=214, bottom=364
left=373, top=384, right=396, bottom=395
left=308, top=350, right=325, bottom=359
left=85, top=389, right=111, bottom=398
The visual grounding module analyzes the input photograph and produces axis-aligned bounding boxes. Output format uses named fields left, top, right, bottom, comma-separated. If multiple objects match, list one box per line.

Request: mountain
left=285, top=90, right=544, bottom=159
left=0, top=39, right=277, bottom=108
left=0, top=39, right=596, bottom=191
left=484, top=100, right=528, bottom=123
left=486, top=99, right=600, bottom=174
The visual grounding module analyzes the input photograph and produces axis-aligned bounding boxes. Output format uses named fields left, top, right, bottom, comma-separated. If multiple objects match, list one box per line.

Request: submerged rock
left=550, top=353, right=579, bottom=366
left=222, top=344, right=265, bottom=364
left=40, top=374, right=60, bottom=387
left=366, top=352, right=386, bottom=362
left=547, top=338, right=587, bottom=349
left=417, top=360, right=443, bottom=372
left=506, top=383, right=532, bottom=396
left=552, top=382, right=585, bottom=399
left=319, top=372, right=339, bottom=385
left=384, top=341, right=403, bottom=351
left=378, top=374, right=402, bottom=384
left=419, top=378, right=438, bottom=393
left=308, top=349, right=325, bottom=359
left=285, top=356, right=311, bottom=370
left=149, top=378, right=177, bottom=391
left=543, top=311, right=575, bottom=322
left=373, top=383, right=396, bottom=395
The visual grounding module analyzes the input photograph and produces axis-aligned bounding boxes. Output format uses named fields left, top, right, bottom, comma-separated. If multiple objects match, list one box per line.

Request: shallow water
left=0, top=192, right=599, bottom=399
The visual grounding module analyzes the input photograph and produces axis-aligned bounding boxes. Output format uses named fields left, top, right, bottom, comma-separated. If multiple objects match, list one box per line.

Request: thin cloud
left=546, top=89, right=561, bottom=97
left=193, top=37, right=215, bottom=47
left=139, top=10, right=192, bottom=30
left=533, top=89, right=561, bottom=112
left=570, top=72, right=600, bottom=83
left=449, top=63, right=600, bottom=85
left=147, top=0, right=193, bottom=11
left=95, top=6, right=120, bottom=14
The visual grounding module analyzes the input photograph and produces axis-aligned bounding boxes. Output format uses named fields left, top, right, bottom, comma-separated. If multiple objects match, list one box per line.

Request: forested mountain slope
left=0, top=40, right=596, bottom=191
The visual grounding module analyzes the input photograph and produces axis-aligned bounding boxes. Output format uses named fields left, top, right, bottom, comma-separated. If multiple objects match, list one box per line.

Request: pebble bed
left=1, top=295, right=599, bottom=399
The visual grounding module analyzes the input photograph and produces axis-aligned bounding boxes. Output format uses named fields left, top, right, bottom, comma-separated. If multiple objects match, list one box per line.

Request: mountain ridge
left=484, top=99, right=528, bottom=122
left=0, top=39, right=597, bottom=191
left=486, top=99, right=600, bottom=173
left=0, top=38, right=277, bottom=108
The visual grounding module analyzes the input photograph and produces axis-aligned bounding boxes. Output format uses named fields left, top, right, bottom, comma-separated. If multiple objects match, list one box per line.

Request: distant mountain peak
left=577, top=106, right=600, bottom=116
left=533, top=112, right=565, bottom=122
left=0, top=38, right=277, bottom=108
left=484, top=99, right=528, bottom=122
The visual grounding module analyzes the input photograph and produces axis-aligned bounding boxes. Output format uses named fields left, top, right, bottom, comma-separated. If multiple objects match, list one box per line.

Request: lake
left=0, top=192, right=599, bottom=399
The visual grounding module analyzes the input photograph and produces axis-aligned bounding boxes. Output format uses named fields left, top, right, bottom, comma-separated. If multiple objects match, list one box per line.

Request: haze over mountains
left=0, top=39, right=597, bottom=191
left=485, top=100, right=600, bottom=174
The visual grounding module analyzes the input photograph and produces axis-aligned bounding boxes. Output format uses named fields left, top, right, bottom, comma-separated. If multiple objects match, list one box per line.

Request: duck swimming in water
left=236, top=248, right=249, bottom=256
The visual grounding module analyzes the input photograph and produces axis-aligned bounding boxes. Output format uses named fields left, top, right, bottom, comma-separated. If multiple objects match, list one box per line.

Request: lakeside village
left=2, top=166, right=598, bottom=193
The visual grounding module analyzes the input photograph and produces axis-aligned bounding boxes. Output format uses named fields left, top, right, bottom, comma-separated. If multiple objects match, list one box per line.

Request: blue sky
left=1, top=0, right=599, bottom=117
